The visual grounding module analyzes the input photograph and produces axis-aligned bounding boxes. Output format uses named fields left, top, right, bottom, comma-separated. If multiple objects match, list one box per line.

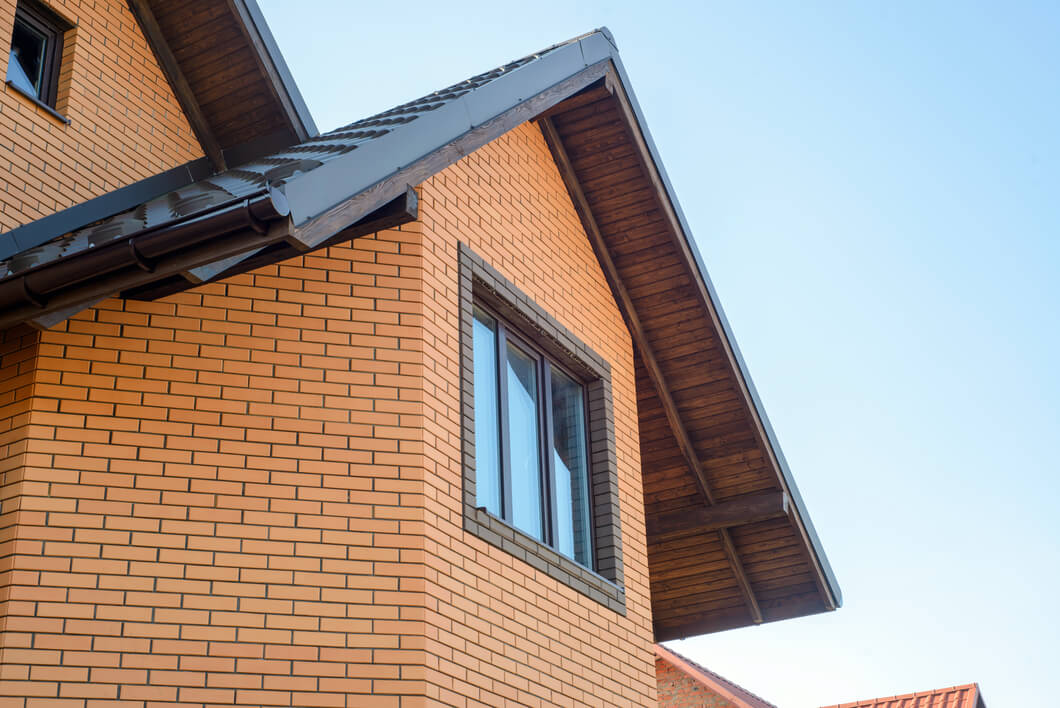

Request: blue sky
left=258, top=2, right=1059, bottom=705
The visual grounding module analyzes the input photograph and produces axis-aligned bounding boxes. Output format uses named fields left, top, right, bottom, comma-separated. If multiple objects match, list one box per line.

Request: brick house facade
left=0, top=3, right=841, bottom=706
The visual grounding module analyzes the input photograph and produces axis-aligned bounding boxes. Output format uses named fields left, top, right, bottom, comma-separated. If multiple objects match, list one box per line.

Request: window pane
left=551, top=366, right=592, bottom=567
left=9, top=19, right=47, bottom=97
left=506, top=342, right=543, bottom=540
left=472, top=308, right=501, bottom=516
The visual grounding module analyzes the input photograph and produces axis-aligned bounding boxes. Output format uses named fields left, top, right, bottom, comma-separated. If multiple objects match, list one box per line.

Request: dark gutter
left=0, top=157, right=214, bottom=261
left=0, top=188, right=289, bottom=329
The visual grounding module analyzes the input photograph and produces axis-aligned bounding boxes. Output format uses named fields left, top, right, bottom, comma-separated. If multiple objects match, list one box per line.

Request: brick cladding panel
left=0, top=223, right=430, bottom=705
left=416, top=121, right=655, bottom=706
left=0, top=120, right=656, bottom=706
left=656, top=660, right=739, bottom=708
left=0, top=0, right=203, bottom=232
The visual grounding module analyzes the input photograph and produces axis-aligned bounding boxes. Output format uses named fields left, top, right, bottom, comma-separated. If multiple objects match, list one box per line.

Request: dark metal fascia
left=0, top=157, right=213, bottom=261
left=600, top=35, right=844, bottom=608
left=234, top=0, right=318, bottom=140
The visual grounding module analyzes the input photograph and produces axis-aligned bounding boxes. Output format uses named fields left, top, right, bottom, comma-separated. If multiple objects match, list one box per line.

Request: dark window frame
left=458, top=243, right=626, bottom=614
left=474, top=300, right=597, bottom=568
left=6, top=0, right=70, bottom=117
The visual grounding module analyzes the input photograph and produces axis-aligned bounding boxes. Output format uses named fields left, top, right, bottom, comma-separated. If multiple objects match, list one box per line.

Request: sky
left=258, top=2, right=1060, bottom=706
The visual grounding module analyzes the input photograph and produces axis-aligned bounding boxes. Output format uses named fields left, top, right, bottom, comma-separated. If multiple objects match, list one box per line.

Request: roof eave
left=601, top=41, right=842, bottom=611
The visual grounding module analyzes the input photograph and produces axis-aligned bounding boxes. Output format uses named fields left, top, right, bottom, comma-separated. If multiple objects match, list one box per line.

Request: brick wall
left=0, top=120, right=656, bottom=706
left=416, top=121, right=655, bottom=706
left=0, top=0, right=203, bottom=231
left=656, top=659, right=739, bottom=708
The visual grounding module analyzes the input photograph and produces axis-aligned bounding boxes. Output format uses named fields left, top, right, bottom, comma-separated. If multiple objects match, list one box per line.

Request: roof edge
left=603, top=44, right=843, bottom=610
left=233, top=0, right=319, bottom=140
left=655, top=644, right=777, bottom=708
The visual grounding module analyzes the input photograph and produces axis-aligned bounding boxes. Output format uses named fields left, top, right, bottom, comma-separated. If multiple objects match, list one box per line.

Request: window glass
left=472, top=308, right=501, bottom=516
left=550, top=365, right=592, bottom=566
left=505, top=341, right=543, bottom=541
left=8, top=19, right=46, bottom=98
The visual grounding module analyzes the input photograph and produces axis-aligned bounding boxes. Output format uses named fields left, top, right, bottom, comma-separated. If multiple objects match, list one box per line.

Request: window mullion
left=496, top=323, right=513, bottom=522
left=542, top=362, right=558, bottom=551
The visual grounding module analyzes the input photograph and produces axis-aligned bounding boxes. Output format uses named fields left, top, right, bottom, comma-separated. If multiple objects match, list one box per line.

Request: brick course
left=0, top=121, right=656, bottom=706
left=0, top=0, right=203, bottom=232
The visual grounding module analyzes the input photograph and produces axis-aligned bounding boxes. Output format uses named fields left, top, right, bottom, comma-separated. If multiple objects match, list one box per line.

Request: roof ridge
left=820, top=682, right=984, bottom=708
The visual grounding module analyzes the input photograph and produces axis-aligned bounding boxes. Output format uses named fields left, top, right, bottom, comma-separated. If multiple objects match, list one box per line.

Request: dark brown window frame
left=6, top=0, right=71, bottom=121
left=458, top=243, right=626, bottom=614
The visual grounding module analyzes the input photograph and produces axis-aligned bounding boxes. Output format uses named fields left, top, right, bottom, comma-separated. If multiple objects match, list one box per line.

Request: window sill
left=465, top=506, right=627, bottom=615
left=5, top=80, right=70, bottom=125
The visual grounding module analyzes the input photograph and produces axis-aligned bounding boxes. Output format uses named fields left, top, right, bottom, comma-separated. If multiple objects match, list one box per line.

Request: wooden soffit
left=129, top=0, right=317, bottom=171
left=537, top=67, right=840, bottom=640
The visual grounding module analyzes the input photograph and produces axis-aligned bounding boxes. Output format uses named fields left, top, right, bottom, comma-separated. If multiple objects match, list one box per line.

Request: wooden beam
left=127, top=0, right=226, bottom=172
left=602, top=72, right=838, bottom=612
left=538, top=114, right=763, bottom=626
left=646, top=491, right=789, bottom=539
left=536, top=82, right=613, bottom=120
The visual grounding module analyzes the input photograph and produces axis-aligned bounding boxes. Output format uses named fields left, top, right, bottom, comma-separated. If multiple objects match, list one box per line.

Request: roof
left=0, top=38, right=570, bottom=283
left=0, top=22, right=841, bottom=638
left=820, top=683, right=986, bottom=708
left=655, top=644, right=777, bottom=708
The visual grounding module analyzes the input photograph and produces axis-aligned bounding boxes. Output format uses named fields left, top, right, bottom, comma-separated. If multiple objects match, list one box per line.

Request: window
left=6, top=0, right=68, bottom=109
left=472, top=304, right=594, bottom=568
left=458, top=244, right=626, bottom=613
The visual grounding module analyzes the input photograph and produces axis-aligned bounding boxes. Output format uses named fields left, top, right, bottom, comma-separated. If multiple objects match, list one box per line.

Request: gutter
left=0, top=189, right=289, bottom=328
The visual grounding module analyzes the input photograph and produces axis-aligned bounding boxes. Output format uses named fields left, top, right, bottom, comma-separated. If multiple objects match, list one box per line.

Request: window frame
left=6, top=0, right=70, bottom=117
left=459, top=243, right=626, bottom=614
left=474, top=300, right=597, bottom=567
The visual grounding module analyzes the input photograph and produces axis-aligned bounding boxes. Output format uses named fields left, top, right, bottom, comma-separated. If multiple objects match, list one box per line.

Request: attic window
left=458, top=244, right=627, bottom=614
left=6, top=0, right=68, bottom=110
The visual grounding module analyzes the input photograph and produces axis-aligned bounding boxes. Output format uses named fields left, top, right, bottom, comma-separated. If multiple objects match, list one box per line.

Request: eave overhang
left=0, top=29, right=840, bottom=639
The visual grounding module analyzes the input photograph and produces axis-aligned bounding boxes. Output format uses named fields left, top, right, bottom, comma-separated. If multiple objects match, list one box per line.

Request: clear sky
left=258, top=2, right=1060, bottom=705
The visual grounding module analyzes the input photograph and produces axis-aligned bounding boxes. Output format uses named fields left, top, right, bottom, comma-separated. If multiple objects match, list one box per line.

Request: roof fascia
left=229, top=0, right=318, bottom=140
left=283, top=32, right=615, bottom=230
left=600, top=33, right=843, bottom=608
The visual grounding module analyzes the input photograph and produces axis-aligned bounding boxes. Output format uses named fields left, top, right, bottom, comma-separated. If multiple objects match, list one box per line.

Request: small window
left=6, top=0, right=68, bottom=108
left=472, top=304, right=594, bottom=568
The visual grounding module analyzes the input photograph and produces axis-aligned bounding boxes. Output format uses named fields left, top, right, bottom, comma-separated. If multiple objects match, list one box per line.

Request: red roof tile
left=820, top=683, right=985, bottom=708
left=655, top=644, right=778, bottom=708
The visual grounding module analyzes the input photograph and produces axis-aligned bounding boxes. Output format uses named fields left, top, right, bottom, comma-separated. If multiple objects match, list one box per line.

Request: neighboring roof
left=655, top=644, right=777, bottom=708
left=0, top=26, right=841, bottom=638
left=820, top=683, right=986, bottom=708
